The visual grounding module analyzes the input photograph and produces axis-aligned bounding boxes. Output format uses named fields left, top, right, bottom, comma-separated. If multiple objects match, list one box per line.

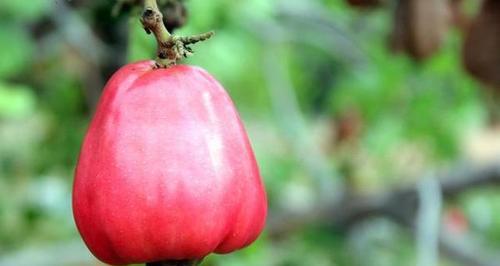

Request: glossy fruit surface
left=72, top=61, right=267, bottom=265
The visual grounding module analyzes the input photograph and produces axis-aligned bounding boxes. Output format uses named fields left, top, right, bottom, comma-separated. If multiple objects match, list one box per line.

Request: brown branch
left=268, top=162, right=500, bottom=265
left=140, top=0, right=213, bottom=68
left=328, top=162, right=500, bottom=229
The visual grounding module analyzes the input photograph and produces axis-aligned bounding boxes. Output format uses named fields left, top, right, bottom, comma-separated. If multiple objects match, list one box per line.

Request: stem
left=146, top=259, right=201, bottom=266
left=140, top=0, right=214, bottom=68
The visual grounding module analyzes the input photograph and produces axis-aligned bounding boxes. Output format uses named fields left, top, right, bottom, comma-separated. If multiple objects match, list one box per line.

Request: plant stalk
left=140, top=0, right=213, bottom=68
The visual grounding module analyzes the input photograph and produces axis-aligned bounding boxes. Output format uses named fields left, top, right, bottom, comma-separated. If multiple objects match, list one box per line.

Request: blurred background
left=1, top=0, right=500, bottom=265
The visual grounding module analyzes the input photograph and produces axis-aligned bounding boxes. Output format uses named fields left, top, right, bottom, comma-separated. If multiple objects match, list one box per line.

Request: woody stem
left=140, top=0, right=214, bottom=68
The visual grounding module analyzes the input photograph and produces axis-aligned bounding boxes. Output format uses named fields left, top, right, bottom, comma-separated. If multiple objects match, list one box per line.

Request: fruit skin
left=72, top=61, right=267, bottom=265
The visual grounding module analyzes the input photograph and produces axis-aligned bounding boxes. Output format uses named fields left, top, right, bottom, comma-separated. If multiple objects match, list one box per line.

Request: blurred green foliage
left=0, top=0, right=499, bottom=265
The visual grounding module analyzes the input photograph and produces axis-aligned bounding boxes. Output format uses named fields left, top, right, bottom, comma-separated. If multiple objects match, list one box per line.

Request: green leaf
left=0, top=82, right=36, bottom=118
left=0, top=0, right=52, bottom=20
left=0, top=25, right=34, bottom=78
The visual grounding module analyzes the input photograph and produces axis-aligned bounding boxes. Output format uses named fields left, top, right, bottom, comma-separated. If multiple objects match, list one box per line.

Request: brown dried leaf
left=390, top=0, right=451, bottom=60
left=463, top=0, right=500, bottom=89
left=450, top=0, right=470, bottom=32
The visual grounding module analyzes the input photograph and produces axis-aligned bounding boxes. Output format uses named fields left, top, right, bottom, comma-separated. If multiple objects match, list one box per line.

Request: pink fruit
left=72, top=61, right=267, bottom=265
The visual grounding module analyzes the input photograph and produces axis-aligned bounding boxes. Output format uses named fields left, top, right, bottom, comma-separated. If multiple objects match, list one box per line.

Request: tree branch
left=331, top=162, right=500, bottom=229
left=268, top=161, right=500, bottom=265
